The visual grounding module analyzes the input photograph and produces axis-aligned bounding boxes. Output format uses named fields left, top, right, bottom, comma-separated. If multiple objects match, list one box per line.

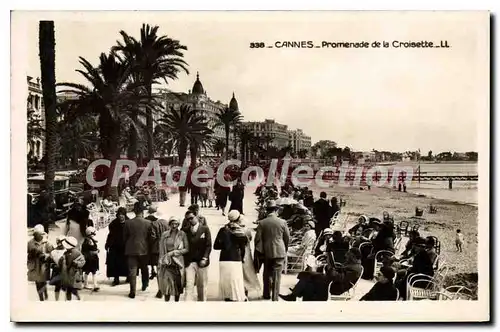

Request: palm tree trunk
left=225, top=125, right=230, bottom=160
left=233, top=131, right=238, bottom=159
left=146, top=84, right=154, bottom=160
left=106, top=124, right=122, bottom=199
left=39, top=21, right=57, bottom=205
left=189, top=145, right=197, bottom=169
left=240, top=140, right=246, bottom=167
left=178, top=140, right=188, bottom=166
left=127, top=111, right=138, bottom=161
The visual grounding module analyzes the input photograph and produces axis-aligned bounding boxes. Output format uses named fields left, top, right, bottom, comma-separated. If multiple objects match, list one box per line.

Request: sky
left=18, top=11, right=488, bottom=153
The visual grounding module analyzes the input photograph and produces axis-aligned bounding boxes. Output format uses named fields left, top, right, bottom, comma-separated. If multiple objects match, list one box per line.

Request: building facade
left=288, top=129, right=312, bottom=154
left=243, top=119, right=312, bottom=154
left=27, top=76, right=44, bottom=160
left=154, top=72, right=238, bottom=156
left=243, top=119, right=290, bottom=149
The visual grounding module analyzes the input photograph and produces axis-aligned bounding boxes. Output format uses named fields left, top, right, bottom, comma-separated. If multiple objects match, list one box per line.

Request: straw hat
left=85, top=226, right=97, bottom=236
left=228, top=210, right=241, bottom=222
left=323, top=228, right=334, bottom=236
left=63, top=236, right=78, bottom=249
left=33, top=224, right=46, bottom=235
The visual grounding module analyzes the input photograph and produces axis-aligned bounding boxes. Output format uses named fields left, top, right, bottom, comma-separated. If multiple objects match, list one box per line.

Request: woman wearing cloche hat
left=214, top=210, right=248, bottom=301
left=27, top=224, right=53, bottom=301
left=82, top=226, right=100, bottom=291
left=60, top=236, right=86, bottom=300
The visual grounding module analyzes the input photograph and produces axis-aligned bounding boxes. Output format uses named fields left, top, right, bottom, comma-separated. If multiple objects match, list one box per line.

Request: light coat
left=255, top=213, right=290, bottom=259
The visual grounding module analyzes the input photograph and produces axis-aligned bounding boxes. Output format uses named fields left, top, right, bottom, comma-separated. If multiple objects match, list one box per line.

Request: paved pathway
left=26, top=188, right=373, bottom=302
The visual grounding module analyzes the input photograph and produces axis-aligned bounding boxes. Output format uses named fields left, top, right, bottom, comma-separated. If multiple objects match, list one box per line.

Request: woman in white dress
left=214, top=210, right=248, bottom=301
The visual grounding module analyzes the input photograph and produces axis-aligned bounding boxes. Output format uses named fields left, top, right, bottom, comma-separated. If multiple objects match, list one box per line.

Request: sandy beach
left=312, top=184, right=478, bottom=277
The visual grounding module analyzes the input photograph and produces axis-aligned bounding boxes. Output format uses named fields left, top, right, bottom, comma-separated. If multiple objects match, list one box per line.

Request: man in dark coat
left=181, top=204, right=207, bottom=229
left=255, top=200, right=290, bottom=301
left=303, top=190, right=315, bottom=209
left=229, top=180, right=245, bottom=214
left=279, top=247, right=363, bottom=301
left=105, top=207, right=129, bottom=286
left=313, top=191, right=331, bottom=236
left=183, top=214, right=212, bottom=301
left=123, top=202, right=151, bottom=298
left=395, top=237, right=435, bottom=300
left=360, top=265, right=398, bottom=301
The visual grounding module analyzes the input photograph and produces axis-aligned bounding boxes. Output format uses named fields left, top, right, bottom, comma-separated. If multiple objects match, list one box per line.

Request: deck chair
left=395, top=288, right=400, bottom=301
left=407, top=273, right=435, bottom=300
left=327, top=266, right=364, bottom=301
left=407, top=266, right=449, bottom=301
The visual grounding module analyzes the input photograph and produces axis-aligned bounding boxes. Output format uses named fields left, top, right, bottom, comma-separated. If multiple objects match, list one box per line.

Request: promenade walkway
left=26, top=188, right=374, bottom=302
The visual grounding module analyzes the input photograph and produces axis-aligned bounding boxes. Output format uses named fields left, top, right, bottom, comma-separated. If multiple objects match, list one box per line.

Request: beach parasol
left=275, top=197, right=298, bottom=205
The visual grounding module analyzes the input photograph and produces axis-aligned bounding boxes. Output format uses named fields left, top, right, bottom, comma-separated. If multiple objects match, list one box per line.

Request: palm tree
left=113, top=24, right=189, bottom=160
left=56, top=103, right=98, bottom=168
left=153, top=123, right=174, bottom=156
left=39, top=21, right=57, bottom=199
left=248, top=134, right=263, bottom=162
left=188, top=125, right=213, bottom=169
left=59, top=52, right=154, bottom=197
left=156, top=104, right=212, bottom=167
left=212, top=138, right=226, bottom=158
left=215, top=107, right=243, bottom=160
left=237, top=127, right=254, bottom=166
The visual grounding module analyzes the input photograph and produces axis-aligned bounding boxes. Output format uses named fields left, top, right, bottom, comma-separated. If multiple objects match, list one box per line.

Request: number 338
left=250, top=42, right=265, bottom=48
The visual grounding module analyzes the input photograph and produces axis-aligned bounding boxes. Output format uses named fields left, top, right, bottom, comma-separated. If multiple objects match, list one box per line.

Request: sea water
left=402, top=162, right=478, bottom=205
